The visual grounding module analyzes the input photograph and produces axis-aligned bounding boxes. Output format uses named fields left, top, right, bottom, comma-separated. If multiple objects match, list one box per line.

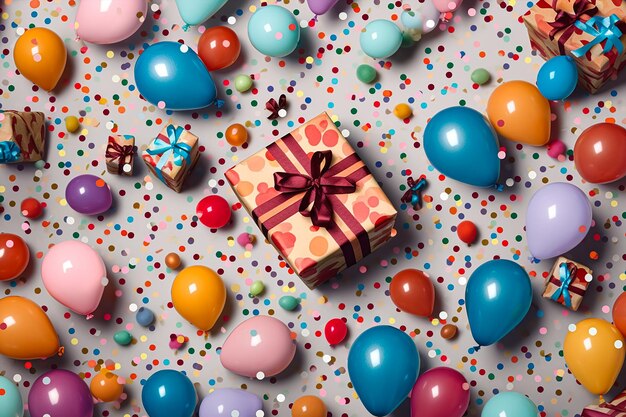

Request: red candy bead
left=196, top=195, right=231, bottom=229
left=324, top=318, right=348, bottom=345
left=457, top=220, right=478, bottom=245
left=20, top=198, right=44, bottom=219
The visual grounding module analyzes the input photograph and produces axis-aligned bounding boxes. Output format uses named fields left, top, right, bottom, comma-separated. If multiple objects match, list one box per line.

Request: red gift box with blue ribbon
left=542, top=256, right=593, bottom=311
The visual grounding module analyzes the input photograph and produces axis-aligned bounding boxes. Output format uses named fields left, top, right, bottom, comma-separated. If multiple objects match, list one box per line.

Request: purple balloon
left=410, top=367, right=470, bottom=417
left=306, top=0, right=339, bottom=15
left=199, top=388, right=263, bottom=417
left=526, top=182, right=592, bottom=260
left=65, top=174, right=113, bottom=215
left=28, top=369, right=93, bottom=417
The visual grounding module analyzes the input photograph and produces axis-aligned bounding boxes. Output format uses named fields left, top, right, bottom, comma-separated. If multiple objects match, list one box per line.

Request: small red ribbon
left=106, top=139, right=135, bottom=174
left=548, top=0, right=598, bottom=39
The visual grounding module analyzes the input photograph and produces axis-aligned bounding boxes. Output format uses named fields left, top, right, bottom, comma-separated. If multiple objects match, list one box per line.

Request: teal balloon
left=536, top=55, right=578, bottom=100
left=141, top=370, right=197, bottom=417
left=134, top=42, right=219, bottom=111
left=481, top=392, right=537, bottom=417
left=247, top=6, right=300, bottom=57
left=347, top=325, right=419, bottom=416
left=175, top=0, right=228, bottom=27
left=0, top=375, right=23, bottom=417
left=465, top=260, right=532, bottom=348
left=360, top=20, right=402, bottom=59
left=423, top=106, right=501, bottom=188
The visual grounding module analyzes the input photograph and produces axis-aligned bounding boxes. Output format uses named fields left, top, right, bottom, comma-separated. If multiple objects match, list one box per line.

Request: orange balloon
left=486, top=80, right=551, bottom=146
left=0, top=296, right=63, bottom=360
left=198, top=26, right=241, bottom=71
left=292, top=395, right=327, bottom=417
left=0, top=233, right=30, bottom=281
left=13, top=27, right=67, bottom=91
left=90, top=370, right=124, bottom=402
left=225, top=123, right=248, bottom=146
left=612, top=292, right=626, bottom=337
left=389, top=269, right=435, bottom=317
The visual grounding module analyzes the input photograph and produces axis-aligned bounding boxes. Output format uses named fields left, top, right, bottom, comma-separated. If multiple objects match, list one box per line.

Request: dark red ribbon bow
left=266, top=94, right=287, bottom=119
left=273, top=150, right=356, bottom=228
left=548, top=0, right=598, bottom=40
left=106, top=141, right=135, bottom=174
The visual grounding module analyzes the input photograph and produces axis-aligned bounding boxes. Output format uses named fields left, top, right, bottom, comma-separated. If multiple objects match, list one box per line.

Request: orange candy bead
left=225, top=123, right=248, bottom=146
left=292, top=395, right=327, bottom=417
left=90, top=371, right=124, bottom=402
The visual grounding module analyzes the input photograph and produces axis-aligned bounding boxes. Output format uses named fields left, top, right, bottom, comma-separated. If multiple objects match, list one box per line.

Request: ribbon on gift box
left=547, top=0, right=598, bottom=54
left=572, top=14, right=626, bottom=61
left=551, top=262, right=576, bottom=307
left=146, top=125, right=192, bottom=181
left=0, top=141, right=21, bottom=163
left=105, top=136, right=135, bottom=174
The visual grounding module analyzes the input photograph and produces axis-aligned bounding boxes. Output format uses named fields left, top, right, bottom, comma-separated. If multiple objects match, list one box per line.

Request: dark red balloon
left=0, top=233, right=30, bottom=281
left=389, top=269, right=435, bottom=317
left=324, top=318, right=348, bottom=345
left=196, top=195, right=231, bottom=229
left=198, top=26, right=241, bottom=71
left=410, top=367, right=470, bottom=417
left=456, top=220, right=478, bottom=245
left=574, top=123, right=626, bottom=184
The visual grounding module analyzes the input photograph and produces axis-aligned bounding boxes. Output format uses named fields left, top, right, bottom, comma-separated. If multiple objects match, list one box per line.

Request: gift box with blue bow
left=543, top=256, right=593, bottom=311
left=0, top=110, right=46, bottom=164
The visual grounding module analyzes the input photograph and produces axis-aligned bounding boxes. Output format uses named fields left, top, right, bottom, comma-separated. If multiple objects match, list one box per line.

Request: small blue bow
left=401, top=175, right=427, bottom=210
left=0, top=141, right=22, bottom=164
left=146, top=125, right=192, bottom=181
left=572, top=14, right=624, bottom=58
left=551, top=262, right=575, bottom=308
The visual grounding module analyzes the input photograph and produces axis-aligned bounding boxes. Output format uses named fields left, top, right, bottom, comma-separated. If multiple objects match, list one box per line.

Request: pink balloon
left=41, top=241, right=107, bottom=318
left=307, top=0, right=340, bottom=15
left=410, top=367, right=470, bottom=417
left=75, top=0, right=148, bottom=44
left=432, top=0, right=463, bottom=13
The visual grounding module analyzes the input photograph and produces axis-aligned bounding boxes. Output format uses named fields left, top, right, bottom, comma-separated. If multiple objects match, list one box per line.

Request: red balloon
left=389, top=269, right=435, bottom=317
left=324, top=318, right=348, bottom=345
left=0, top=233, right=30, bottom=281
left=574, top=123, right=626, bottom=184
left=612, top=292, right=626, bottom=337
left=198, top=26, right=241, bottom=71
left=196, top=195, right=231, bottom=229
left=410, top=367, right=470, bottom=417
left=456, top=220, right=478, bottom=245
left=21, top=197, right=44, bottom=219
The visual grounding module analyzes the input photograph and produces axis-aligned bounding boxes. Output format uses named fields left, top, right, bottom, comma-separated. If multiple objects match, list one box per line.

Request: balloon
left=196, top=195, right=232, bottom=229
left=487, top=80, right=552, bottom=146
left=248, top=6, right=301, bottom=57
left=171, top=265, right=226, bottom=331
left=400, top=10, right=424, bottom=41
left=175, top=0, right=228, bottom=29
left=0, top=233, right=29, bottom=281
left=456, top=220, right=478, bottom=245
left=536, top=56, right=578, bottom=100
left=423, top=106, right=501, bottom=188
left=142, top=370, right=196, bottom=417
left=613, top=292, right=626, bottom=337
left=13, top=28, right=66, bottom=91
left=199, top=389, right=263, bottom=417
left=0, top=296, right=62, bottom=360
left=307, top=0, right=339, bottom=16
left=389, top=269, right=435, bottom=317
left=410, top=367, right=470, bottom=417
left=198, top=26, right=241, bottom=71
left=292, top=396, right=327, bottom=417
left=75, top=0, right=147, bottom=44
left=574, top=123, right=626, bottom=184
left=347, top=325, right=419, bottom=416
left=28, top=370, right=93, bottom=417
left=465, top=259, right=532, bottom=347
left=0, top=375, right=23, bottom=417
left=41, top=240, right=107, bottom=318
left=412, top=1, right=442, bottom=34
left=225, top=123, right=249, bottom=146
left=65, top=174, right=113, bottom=215
left=564, top=318, right=625, bottom=395
left=324, top=317, right=348, bottom=345
left=481, top=392, right=537, bottom=417
left=525, top=182, right=592, bottom=260
left=360, top=20, right=403, bottom=59
left=135, top=42, right=220, bottom=111
left=433, top=0, right=463, bottom=13
left=90, top=370, right=124, bottom=402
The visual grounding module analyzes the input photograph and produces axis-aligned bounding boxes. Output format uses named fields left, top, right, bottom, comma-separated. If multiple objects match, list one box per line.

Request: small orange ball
left=292, top=395, right=327, bottom=417
left=165, top=252, right=181, bottom=269
left=225, top=123, right=248, bottom=146
left=90, top=371, right=124, bottom=402
left=456, top=220, right=478, bottom=245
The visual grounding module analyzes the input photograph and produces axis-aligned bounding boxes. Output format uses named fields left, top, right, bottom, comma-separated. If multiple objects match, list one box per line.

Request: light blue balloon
left=536, top=55, right=578, bottom=100
left=360, top=20, right=403, bottom=59
left=423, top=106, right=501, bottom=188
left=400, top=10, right=423, bottom=30
left=175, top=0, right=228, bottom=28
left=0, top=375, right=23, bottom=417
left=142, top=370, right=197, bottom=417
left=134, top=42, right=220, bottom=111
left=481, top=392, right=537, bottom=417
left=465, top=260, right=532, bottom=348
left=247, top=6, right=300, bottom=57
left=347, top=325, right=419, bottom=416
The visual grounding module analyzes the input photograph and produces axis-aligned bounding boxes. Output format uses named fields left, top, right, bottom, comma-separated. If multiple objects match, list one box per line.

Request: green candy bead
left=234, top=74, right=253, bottom=93
left=471, top=68, right=491, bottom=85
left=278, top=295, right=300, bottom=311
left=250, top=280, right=265, bottom=297
left=113, top=330, right=132, bottom=346
left=356, top=64, right=377, bottom=84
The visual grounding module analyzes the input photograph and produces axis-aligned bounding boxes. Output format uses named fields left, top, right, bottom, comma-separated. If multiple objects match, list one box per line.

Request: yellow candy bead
left=393, top=103, right=412, bottom=120
left=65, top=116, right=80, bottom=133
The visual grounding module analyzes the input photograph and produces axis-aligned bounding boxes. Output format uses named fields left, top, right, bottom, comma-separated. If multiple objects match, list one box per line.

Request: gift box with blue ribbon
left=0, top=110, right=46, bottom=164
left=543, top=256, right=593, bottom=311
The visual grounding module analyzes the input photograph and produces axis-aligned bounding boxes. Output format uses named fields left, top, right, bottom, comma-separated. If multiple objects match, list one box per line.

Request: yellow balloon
left=486, top=80, right=551, bottom=146
left=171, top=265, right=226, bottom=331
left=564, top=318, right=625, bottom=395
left=13, top=27, right=67, bottom=91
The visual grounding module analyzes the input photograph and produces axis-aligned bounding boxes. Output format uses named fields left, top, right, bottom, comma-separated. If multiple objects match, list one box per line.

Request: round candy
left=248, top=5, right=300, bottom=57
left=250, top=280, right=265, bottom=297
left=547, top=140, right=567, bottom=159
left=456, top=220, right=478, bottom=245
left=65, top=116, right=80, bottom=133
left=65, top=174, right=113, bottom=215
left=136, top=307, right=155, bottom=327
left=21, top=197, right=44, bottom=219
left=356, top=64, right=377, bottom=84
left=0, top=233, right=29, bottom=281
left=292, top=395, right=327, bottom=417
left=471, top=68, right=491, bottom=85
left=237, top=233, right=255, bottom=248
left=196, top=195, right=231, bottom=229
left=225, top=123, right=248, bottom=146
left=440, top=324, right=458, bottom=340
left=113, top=330, right=132, bottom=346
left=324, top=318, right=348, bottom=345
left=360, top=20, right=402, bottom=59
left=279, top=295, right=300, bottom=311
left=90, top=371, right=124, bottom=402
left=165, top=252, right=182, bottom=269
left=234, top=74, right=253, bottom=92
left=393, top=103, right=413, bottom=120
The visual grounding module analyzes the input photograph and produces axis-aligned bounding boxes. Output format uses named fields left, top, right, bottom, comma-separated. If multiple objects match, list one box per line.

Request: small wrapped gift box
left=542, top=256, right=593, bottom=311
left=225, top=112, right=397, bottom=289
left=582, top=389, right=626, bottom=416
left=106, top=134, right=135, bottom=176
left=523, top=0, right=626, bottom=93
left=142, top=124, right=200, bottom=192
left=0, top=110, right=46, bottom=163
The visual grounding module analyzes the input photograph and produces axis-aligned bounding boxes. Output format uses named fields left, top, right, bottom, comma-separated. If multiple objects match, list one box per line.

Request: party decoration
left=248, top=6, right=300, bottom=57
left=356, top=64, right=378, bottom=83
left=28, top=370, right=93, bottom=417
left=106, top=134, right=135, bottom=175
left=220, top=315, right=297, bottom=378
left=324, top=318, right=348, bottom=345
left=307, top=0, right=339, bottom=17
left=487, top=80, right=551, bottom=146
left=525, top=182, right=592, bottom=260
left=400, top=9, right=424, bottom=41
left=536, top=55, right=578, bottom=100
left=65, top=115, right=80, bottom=132
left=564, top=318, right=625, bottom=395
left=196, top=195, right=232, bottom=228
left=136, top=307, right=155, bottom=327
left=65, top=174, right=113, bottom=215
left=465, top=259, right=532, bottom=348
left=360, top=20, right=403, bottom=59
left=433, top=0, right=463, bottom=13
left=401, top=175, right=427, bottom=210
left=407, top=1, right=441, bottom=34
left=279, top=295, right=300, bottom=311
left=199, top=389, right=263, bottom=417
left=90, top=371, right=124, bottom=402
left=175, top=0, right=228, bottom=29
left=423, top=106, right=501, bottom=188
left=0, top=375, right=22, bottom=417
left=113, top=330, right=133, bottom=346
left=393, top=103, right=412, bottom=120
left=250, top=280, right=265, bottom=296
left=292, top=396, right=327, bottom=417
left=237, top=233, right=255, bottom=248
left=542, top=257, right=592, bottom=311
left=134, top=42, right=221, bottom=111
left=75, top=0, right=147, bottom=44
left=481, top=392, right=537, bottom=417
left=198, top=26, right=241, bottom=71
left=225, top=123, right=248, bottom=146
left=0, top=233, right=29, bottom=281
left=471, top=68, right=491, bottom=85
left=547, top=139, right=567, bottom=159
left=457, top=220, right=478, bottom=245
left=234, top=74, right=253, bottom=92
left=13, top=28, right=66, bottom=91
left=0, top=111, right=46, bottom=164
left=582, top=388, right=626, bottom=415
left=171, top=265, right=226, bottom=331
left=441, top=324, right=458, bottom=340
left=389, top=268, right=435, bottom=317
left=142, top=370, right=197, bottom=417
left=574, top=123, right=626, bottom=184
left=266, top=94, right=288, bottom=119
left=410, top=367, right=470, bottom=417
left=165, top=252, right=182, bottom=269
left=169, top=334, right=188, bottom=350
left=20, top=197, right=43, bottom=219
left=613, top=292, right=626, bottom=337
left=348, top=325, right=419, bottom=416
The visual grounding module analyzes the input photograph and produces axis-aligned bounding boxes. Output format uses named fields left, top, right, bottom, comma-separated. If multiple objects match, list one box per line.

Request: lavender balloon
left=199, top=389, right=263, bottom=417
left=28, top=369, right=93, bottom=417
left=65, top=174, right=113, bottom=215
left=307, top=0, right=339, bottom=16
left=526, top=182, right=592, bottom=260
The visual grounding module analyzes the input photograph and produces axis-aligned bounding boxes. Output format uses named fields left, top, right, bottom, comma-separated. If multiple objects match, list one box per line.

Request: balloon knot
left=494, top=183, right=504, bottom=192
left=182, top=24, right=190, bottom=32
left=599, top=395, right=605, bottom=404
left=215, top=99, right=225, bottom=109
left=58, top=346, right=65, bottom=357
left=313, top=15, right=319, bottom=22
left=529, top=256, right=539, bottom=263
left=86, top=313, right=94, bottom=320
left=440, top=12, right=449, bottom=22
left=473, top=345, right=481, bottom=352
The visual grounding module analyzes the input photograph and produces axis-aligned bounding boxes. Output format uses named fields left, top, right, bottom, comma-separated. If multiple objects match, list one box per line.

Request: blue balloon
left=0, top=375, right=22, bottom=417
left=347, top=325, right=419, bottom=416
left=360, top=20, right=403, bottom=59
left=423, top=106, right=501, bottom=188
left=465, top=260, right=532, bottom=348
left=141, top=370, right=197, bottom=417
left=175, top=0, right=228, bottom=28
left=134, top=42, right=220, bottom=111
left=481, top=392, right=537, bottom=417
left=247, top=6, right=300, bottom=57
left=536, top=55, right=578, bottom=100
